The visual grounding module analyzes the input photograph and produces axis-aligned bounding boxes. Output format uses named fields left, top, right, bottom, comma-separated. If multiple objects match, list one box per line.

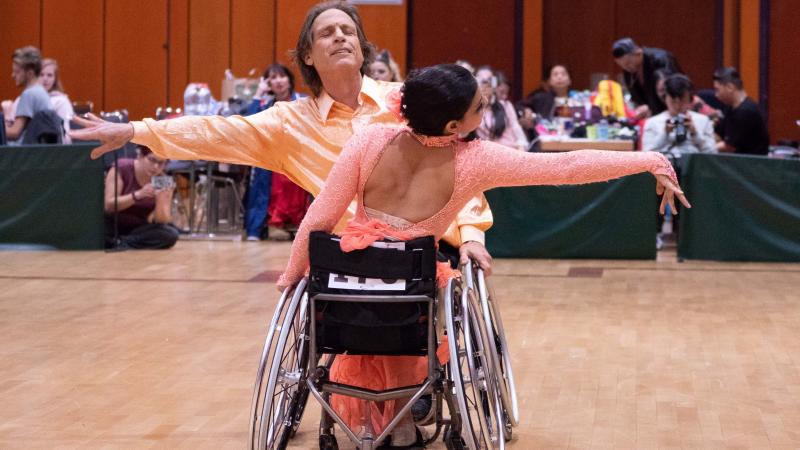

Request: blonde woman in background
left=369, top=49, right=403, bottom=82
left=39, top=58, right=74, bottom=142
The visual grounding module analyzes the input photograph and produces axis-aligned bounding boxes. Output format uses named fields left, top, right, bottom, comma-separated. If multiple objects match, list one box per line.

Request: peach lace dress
left=277, top=123, right=677, bottom=433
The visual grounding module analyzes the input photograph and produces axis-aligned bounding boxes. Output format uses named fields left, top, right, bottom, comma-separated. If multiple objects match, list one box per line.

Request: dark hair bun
left=401, top=64, right=477, bottom=136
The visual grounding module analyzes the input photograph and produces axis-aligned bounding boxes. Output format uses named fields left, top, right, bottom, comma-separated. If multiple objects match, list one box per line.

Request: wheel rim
left=258, top=279, right=310, bottom=450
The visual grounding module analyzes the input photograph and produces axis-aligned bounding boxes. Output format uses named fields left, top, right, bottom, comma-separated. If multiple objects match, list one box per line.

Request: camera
left=668, top=114, right=688, bottom=144
left=151, top=175, right=175, bottom=190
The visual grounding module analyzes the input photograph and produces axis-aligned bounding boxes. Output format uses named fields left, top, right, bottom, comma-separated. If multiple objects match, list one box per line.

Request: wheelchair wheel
left=250, top=283, right=295, bottom=449
left=473, top=264, right=519, bottom=429
left=252, top=278, right=312, bottom=450
left=445, top=279, right=505, bottom=450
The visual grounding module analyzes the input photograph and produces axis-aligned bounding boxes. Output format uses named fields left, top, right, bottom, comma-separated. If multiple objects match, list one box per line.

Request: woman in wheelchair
left=276, top=64, right=689, bottom=446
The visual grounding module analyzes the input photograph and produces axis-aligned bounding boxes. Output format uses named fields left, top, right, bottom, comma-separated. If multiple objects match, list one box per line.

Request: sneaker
left=656, top=234, right=664, bottom=251
left=267, top=226, right=292, bottom=241
left=246, top=235, right=260, bottom=242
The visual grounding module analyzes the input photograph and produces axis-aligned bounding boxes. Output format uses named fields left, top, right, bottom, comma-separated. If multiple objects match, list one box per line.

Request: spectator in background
left=494, top=71, right=511, bottom=102
left=243, top=63, right=306, bottom=241
left=2, top=46, right=53, bottom=144
left=612, top=37, right=681, bottom=119
left=369, top=49, right=403, bottom=82
left=713, top=67, right=769, bottom=155
left=39, top=58, right=74, bottom=141
left=475, top=66, right=528, bottom=151
left=454, top=59, right=475, bottom=75
left=105, top=145, right=179, bottom=249
left=643, top=74, right=716, bottom=161
left=520, top=63, right=572, bottom=121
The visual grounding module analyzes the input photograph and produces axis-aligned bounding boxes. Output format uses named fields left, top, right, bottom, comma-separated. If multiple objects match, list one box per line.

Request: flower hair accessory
left=385, top=88, right=405, bottom=122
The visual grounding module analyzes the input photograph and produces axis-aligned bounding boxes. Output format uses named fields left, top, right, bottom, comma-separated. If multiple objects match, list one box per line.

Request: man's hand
left=634, top=104, right=651, bottom=119
left=69, top=114, right=135, bottom=159
left=459, top=241, right=493, bottom=276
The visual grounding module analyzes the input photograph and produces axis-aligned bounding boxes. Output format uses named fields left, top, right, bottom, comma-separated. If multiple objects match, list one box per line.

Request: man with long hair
left=71, top=0, right=494, bottom=270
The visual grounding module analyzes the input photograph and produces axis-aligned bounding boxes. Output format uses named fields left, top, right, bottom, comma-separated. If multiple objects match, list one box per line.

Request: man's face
left=713, top=80, right=734, bottom=105
left=11, top=62, right=27, bottom=87
left=665, top=91, right=692, bottom=116
left=614, top=50, right=642, bottom=74
left=304, top=9, right=364, bottom=78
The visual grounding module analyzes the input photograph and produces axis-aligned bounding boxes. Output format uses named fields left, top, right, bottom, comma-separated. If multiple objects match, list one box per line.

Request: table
left=539, top=138, right=635, bottom=152
left=678, top=153, right=800, bottom=262
left=0, top=144, right=105, bottom=250
left=485, top=174, right=657, bottom=259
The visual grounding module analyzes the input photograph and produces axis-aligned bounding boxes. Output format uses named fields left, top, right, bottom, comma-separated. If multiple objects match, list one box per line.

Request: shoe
left=656, top=234, right=664, bottom=251
left=267, top=226, right=292, bottom=241
left=246, top=235, right=260, bottom=242
left=411, top=395, right=432, bottom=423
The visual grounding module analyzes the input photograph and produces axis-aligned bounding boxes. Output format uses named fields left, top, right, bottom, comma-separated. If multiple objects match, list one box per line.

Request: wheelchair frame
left=249, top=259, right=518, bottom=450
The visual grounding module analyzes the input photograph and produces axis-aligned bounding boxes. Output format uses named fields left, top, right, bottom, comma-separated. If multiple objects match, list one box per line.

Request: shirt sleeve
left=693, top=116, right=717, bottom=153
left=642, top=117, right=669, bottom=152
left=442, top=194, right=493, bottom=246
left=277, top=126, right=365, bottom=287
left=504, top=101, right=529, bottom=149
left=14, top=90, right=36, bottom=119
left=131, top=103, right=288, bottom=172
left=470, top=141, right=678, bottom=192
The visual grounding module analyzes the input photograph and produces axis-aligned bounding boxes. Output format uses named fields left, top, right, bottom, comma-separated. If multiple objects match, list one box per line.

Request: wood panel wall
left=409, top=0, right=517, bottom=85
left=0, top=0, right=791, bottom=143
left=767, top=0, right=800, bottom=142
left=542, top=0, right=718, bottom=92
left=0, top=0, right=406, bottom=120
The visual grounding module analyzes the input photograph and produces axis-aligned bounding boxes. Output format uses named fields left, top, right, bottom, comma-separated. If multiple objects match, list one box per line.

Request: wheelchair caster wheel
left=319, top=433, right=338, bottom=450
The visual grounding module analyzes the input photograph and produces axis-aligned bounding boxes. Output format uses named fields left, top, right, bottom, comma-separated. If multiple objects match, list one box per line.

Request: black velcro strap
left=309, top=231, right=436, bottom=280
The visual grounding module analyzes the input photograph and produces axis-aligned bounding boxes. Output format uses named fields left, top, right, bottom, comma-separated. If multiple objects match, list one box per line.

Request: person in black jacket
left=612, top=37, right=681, bottom=119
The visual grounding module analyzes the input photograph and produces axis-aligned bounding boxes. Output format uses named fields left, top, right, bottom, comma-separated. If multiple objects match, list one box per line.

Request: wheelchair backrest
left=307, top=231, right=438, bottom=356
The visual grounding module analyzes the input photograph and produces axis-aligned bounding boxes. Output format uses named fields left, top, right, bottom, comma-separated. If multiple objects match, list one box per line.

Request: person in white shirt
left=643, top=73, right=716, bottom=163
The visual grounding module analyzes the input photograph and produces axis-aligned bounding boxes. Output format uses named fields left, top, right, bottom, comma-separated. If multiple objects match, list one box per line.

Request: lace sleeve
left=468, top=141, right=678, bottom=191
left=277, top=127, right=370, bottom=287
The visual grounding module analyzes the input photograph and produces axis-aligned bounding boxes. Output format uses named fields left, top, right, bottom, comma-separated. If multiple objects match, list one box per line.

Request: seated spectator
left=612, top=37, right=681, bottom=119
left=2, top=46, right=53, bottom=145
left=713, top=67, right=769, bottom=155
left=39, top=58, right=75, bottom=142
left=475, top=66, right=528, bottom=151
left=105, top=145, right=179, bottom=249
left=243, top=63, right=306, bottom=241
left=369, top=49, right=403, bottom=82
left=643, top=73, right=716, bottom=161
left=520, top=64, right=572, bottom=120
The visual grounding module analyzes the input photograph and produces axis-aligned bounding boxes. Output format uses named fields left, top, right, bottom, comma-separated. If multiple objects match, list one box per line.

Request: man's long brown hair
left=290, top=1, right=376, bottom=97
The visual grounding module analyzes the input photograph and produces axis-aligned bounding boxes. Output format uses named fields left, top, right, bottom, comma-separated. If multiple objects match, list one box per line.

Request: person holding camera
left=642, top=74, right=716, bottom=162
left=475, top=66, right=529, bottom=151
left=104, top=145, right=179, bottom=250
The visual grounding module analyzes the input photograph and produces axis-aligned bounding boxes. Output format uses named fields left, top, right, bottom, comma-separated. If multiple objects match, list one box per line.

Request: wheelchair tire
left=474, top=265, right=519, bottom=429
left=445, top=279, right=505, bottom=450
left=254, top=279, right=313, bottom=450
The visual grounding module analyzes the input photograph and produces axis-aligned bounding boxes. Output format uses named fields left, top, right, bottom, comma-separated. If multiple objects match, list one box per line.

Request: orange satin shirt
left=131, top=76, right=492, bottom=246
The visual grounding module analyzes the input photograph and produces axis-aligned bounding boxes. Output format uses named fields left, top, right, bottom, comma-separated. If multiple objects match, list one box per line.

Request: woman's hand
left=655, top=174, right=691, bottom=215
left=276, top=281, right=289, bottom=292
left=136, top=183, right=156, bottom=199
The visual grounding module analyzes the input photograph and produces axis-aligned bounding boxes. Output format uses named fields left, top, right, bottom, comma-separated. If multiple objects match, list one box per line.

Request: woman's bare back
left=362, top=132, right=455, bottom=224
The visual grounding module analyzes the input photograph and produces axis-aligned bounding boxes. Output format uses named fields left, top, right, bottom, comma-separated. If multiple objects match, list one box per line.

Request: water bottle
left=197, top=83, right=211, bottom=115
left=597, top=119, right=609, bottom=141
left=183, top=84, right=197, bottom=115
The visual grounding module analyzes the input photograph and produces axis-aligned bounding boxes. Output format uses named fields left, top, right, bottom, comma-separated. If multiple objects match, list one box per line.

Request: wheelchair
left=249, top=232, right=518, bottom=449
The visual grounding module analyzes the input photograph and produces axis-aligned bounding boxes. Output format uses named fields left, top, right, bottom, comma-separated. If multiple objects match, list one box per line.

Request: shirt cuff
left=130, top=121, right=149, bottom=144
left=459, top=226, right=485, bottom=246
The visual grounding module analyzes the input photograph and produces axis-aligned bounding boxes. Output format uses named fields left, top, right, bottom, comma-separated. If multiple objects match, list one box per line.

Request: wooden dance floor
left=2, top=240, right=800, bottom=449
